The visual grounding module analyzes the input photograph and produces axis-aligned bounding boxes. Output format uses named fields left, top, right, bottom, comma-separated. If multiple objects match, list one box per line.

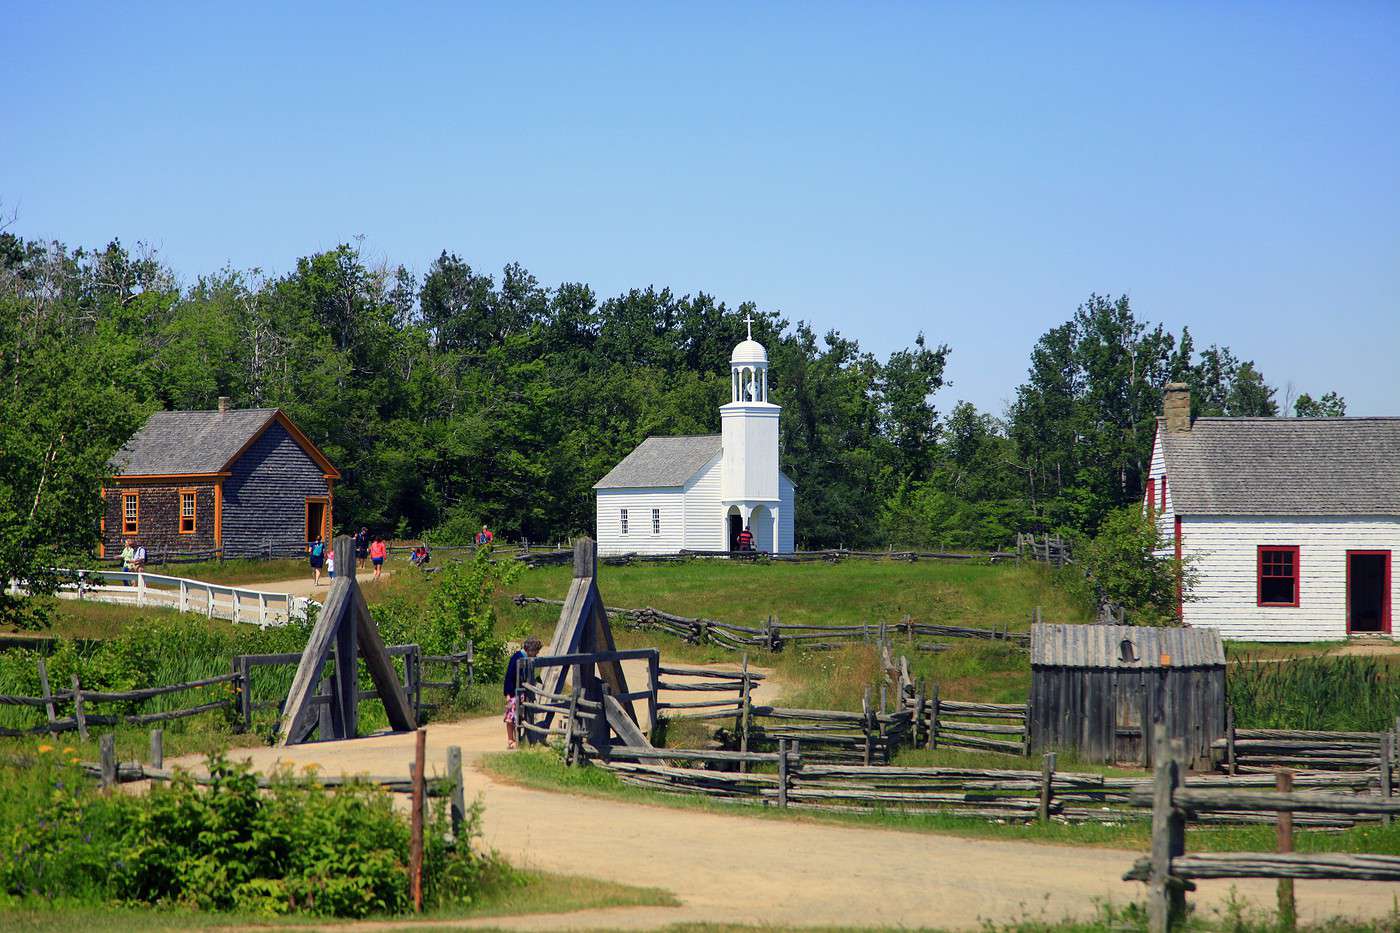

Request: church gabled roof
left=593, top=435, right=722, bottom=489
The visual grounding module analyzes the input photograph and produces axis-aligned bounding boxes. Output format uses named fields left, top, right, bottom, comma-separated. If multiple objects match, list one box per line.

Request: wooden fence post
left=737, top=653, right=752, bottom=773
left=99, top=733, right=116, bottom=789
left=71, top=674, right=89, bottom=742
left=37, top=659, right=57, bottom=740
left=446, top=745, right=465, bottom=837
left=1147, top=723, right=1186, bottom=933
left=409, top=728, right=426, bottom=913
left=646, top=650, right=659, bottom=736
left=862, top=688, right=874, bottom=766
left=1276, top=768, right=1296, bottom=930
left=1381, top=733, right=1394, bottom=828
left=1038, top=752, right=1056, bottom=823
left=562, top=683, right=580, bottom=765
left=1226, top=706, right=1237, bottom=776
left=914, top=680, right=927, bottom=748
left=927, top=683, right=940, bottom=751
left=149, top=728, right=163, bottom=769
left=777, top=737, right=789, bottom=808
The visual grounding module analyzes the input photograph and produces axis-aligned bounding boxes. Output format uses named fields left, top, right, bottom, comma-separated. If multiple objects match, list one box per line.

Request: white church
left=593, top=324, right=796, bottom=556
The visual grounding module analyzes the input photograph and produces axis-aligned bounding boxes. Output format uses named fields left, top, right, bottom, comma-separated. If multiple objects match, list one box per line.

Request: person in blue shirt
left=503, top=636, right=543, bottom=748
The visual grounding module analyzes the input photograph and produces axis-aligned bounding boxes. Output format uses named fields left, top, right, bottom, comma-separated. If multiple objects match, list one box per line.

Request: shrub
left=0, top=752, right=500, bottom=917
left=1067, top=506, right=1192, bottom=625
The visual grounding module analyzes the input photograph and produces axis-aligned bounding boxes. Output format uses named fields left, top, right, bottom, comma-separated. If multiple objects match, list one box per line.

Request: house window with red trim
left=1258, top=546, right=1300, bottom=607
left=1145, top=478, right=1156, bottom=516
left=1160, top=477, right=1167, bottom=512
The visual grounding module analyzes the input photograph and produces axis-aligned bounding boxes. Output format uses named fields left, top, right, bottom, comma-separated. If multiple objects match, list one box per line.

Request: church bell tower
left=721, top=316, right=781, bottom=541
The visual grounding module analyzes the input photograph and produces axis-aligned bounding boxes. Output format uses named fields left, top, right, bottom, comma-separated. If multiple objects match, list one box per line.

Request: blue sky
left=5, top=2, right=1397, bottom=416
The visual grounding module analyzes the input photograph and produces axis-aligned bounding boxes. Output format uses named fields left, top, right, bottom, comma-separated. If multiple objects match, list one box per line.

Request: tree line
left=1, top=228, right=1346, bottom=592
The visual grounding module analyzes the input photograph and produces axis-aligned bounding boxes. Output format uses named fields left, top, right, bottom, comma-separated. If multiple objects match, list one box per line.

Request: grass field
left=507, top=557, right=1088, bottom=630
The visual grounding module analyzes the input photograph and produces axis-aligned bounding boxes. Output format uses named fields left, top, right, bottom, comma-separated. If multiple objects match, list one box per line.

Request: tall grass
left=1229, top=655, right=1400, bottom=731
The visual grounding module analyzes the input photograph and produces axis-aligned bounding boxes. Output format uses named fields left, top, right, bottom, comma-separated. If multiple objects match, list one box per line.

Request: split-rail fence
left=1126, top=723, right=1400, bottom=933
left=0, top=643, right=473, bottom=740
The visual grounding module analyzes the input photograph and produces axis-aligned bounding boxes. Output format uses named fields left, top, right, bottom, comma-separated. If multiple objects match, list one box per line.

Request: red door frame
left=1345, top=550, right=1392, bottom=635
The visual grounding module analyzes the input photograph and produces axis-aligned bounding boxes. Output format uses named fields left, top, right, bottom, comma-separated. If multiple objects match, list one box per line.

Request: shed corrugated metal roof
left=1030, top=623, right=1225, bottom=669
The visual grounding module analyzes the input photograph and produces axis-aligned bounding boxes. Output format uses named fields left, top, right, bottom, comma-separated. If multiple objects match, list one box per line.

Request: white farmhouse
left=1147, top=383, right=1398, bottom=642
left=593, top=327, right=796, bottom=556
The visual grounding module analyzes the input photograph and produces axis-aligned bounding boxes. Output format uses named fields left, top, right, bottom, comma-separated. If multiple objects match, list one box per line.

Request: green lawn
left=508, top=557, right=1087, bottom=631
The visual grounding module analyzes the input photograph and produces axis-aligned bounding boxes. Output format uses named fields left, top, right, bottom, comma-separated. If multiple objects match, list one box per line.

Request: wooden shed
left=1028, top=623, right=1227, bottom=767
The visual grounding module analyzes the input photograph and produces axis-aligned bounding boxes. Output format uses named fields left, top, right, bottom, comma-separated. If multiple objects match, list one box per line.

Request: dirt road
left=173, top=713, right=1399, bottom=931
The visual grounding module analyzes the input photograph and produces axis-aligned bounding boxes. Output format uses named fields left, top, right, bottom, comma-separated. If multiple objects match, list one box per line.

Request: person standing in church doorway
left=737, top=524, right=754, bottom=551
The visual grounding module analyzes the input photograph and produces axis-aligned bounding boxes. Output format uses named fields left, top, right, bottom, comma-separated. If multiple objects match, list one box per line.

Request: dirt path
left=172, top=715, right=1399, bottom=931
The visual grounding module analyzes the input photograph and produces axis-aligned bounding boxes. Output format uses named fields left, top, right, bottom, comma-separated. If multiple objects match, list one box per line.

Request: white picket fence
left=10, top=570, right=317, bottom=628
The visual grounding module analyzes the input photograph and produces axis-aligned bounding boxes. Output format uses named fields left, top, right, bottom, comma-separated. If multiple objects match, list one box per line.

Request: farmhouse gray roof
left=1031, top=623, right=1225, bottom=669
left=109, top=408, right=281, bottom=475
left=593, top=435, right=722, bottom=489
left=1162, top=416, right=1400, bottom=516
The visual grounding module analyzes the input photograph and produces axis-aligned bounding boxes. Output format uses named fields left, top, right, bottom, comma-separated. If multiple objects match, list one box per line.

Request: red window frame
left=1160, top=476, right=1167, bottom=512
left=1145, top=478, right=1156, bottom=517
left=1257, top=545, right=1300, bottom=608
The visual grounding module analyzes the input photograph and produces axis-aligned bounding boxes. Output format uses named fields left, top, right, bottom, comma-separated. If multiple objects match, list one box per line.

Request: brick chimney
left=1164, top=383, right=1191, bottom=433
left=217, top=396, right=231, bottom=414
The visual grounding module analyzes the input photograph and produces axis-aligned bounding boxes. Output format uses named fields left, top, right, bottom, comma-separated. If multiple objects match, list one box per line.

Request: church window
left=620, top=509, right=628, bottom=535
left=652, top=509, right=661, bottom=535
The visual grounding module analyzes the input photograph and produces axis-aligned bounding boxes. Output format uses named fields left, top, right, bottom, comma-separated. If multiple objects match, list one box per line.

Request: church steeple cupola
left=729, top=315, right=771, bottom=403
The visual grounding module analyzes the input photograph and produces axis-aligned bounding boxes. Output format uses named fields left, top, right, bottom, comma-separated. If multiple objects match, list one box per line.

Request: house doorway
left=727, top=512, right=743, bottom=551
left=1347, top=551, right=1390, bottom=634
left=305, top=498, right=328, bottom=543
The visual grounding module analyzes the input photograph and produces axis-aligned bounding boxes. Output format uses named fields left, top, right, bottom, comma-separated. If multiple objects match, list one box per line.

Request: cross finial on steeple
left=743, top=313, right=753, bottom=341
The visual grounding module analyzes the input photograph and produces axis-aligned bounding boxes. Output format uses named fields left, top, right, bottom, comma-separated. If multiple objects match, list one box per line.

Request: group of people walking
left=307, top=525, right=499, bottom=584
left=307, top=527, right=389, bottom=585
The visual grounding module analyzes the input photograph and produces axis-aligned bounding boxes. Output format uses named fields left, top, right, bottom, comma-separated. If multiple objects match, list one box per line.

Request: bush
left=376, top=548, right=520, bottom=682
left=1068, top=506, right=1191, bottom=625
left=0, top=751, right=501, bottom=917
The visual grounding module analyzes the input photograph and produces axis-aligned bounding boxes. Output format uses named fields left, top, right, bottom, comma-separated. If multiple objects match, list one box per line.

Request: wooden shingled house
left=102, top=398, right=339, bottom=560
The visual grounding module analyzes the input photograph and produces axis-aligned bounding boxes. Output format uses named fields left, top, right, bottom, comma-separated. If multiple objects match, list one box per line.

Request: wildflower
left=37, top=744, right=54, bottom=754
left=302, top=763, right=320, bottom=774
left=69, top=757, right=80, bottom=764
left=62, top=747, right=75, bottom=754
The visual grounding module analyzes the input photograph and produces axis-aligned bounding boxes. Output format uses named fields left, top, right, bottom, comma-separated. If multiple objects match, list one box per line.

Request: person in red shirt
left=368, top=536, right=388, bottom=581
left=736, top=524, right=754, bottom=551
left=475, top=525, right=495, bottom=547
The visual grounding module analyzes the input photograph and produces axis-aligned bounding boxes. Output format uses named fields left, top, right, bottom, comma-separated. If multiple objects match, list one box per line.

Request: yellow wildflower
left=62, top=747, right=75, bottom=754
left=69, top=757, right=80, bottom=764
left=37, top=744, right=54, bottom=754
left=302, top=763, right=321, bottom=774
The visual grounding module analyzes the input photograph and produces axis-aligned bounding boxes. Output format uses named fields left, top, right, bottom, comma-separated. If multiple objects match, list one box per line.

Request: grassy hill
left=501, top=557, right=1088, bottom=631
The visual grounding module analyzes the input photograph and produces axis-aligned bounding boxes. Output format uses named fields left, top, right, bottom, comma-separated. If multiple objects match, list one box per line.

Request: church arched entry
left=751, top=505, right=773, bottom=552
left=726, top=507, right=743, bottom=551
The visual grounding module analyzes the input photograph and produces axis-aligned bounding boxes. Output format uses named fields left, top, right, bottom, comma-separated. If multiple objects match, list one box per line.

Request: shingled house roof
left=109, top=408, right=338, bottom=477
left=1162, top=416, right=1400, bottom=516
left=594, top=435, right=722, bottom=489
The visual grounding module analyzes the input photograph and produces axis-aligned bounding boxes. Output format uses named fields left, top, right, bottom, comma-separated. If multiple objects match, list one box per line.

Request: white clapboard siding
left=1145, top=429, right=1175, bottom=554
left=779, top=472, right=796, bottom=552
left=683, top=456, right=725, bottom=550
left=595, top=488, right=687, bottom=556
left=1181, top=515, right=1400, bottom=642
